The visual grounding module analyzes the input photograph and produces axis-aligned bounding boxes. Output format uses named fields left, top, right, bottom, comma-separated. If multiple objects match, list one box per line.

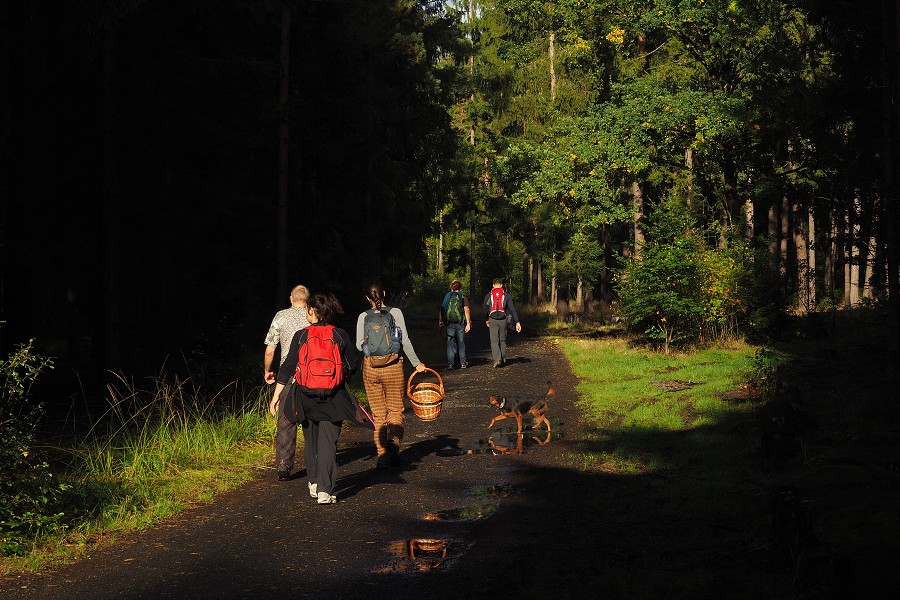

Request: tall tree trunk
left=780, top=193, right=789, bottom=278
left=437, top=209, right=444, bottom=273
left=536, top=261, right=545, bottom=302
left=550, top=253, right=557, bottom=306
left=863, top=233, right=877, bottom=299
left=847, top=195, right=861, bottom=306
left=276, top=5, right=291, bottom=303
left=768, top=200, right=779, bottom=263
left=632, top=181, right=644, bottom=258
left=548, top=30, right=556, bottom=103
left=794, top=203, right=810, bottom=312
left=469, top=209, right=476, bottom=304
left=100, top=24, right=121, bottom=372
left=807, top=204, right=816, bottom=308
left=522, top=252, right=531, bottom=306
left=825, top=207, right=836, bottom=302
left=576, top=275, right=584, bottom=313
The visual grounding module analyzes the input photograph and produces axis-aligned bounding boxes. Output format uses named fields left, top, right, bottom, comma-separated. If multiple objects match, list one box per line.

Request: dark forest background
left=2, top=0, right=900, bottom=398
left=2, top=1, right=463, bottom=391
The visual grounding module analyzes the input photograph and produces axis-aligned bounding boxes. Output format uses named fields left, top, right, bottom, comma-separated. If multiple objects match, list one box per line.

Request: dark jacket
left=482, top=289, right=520, bottom=325
left=276, top=325, right=368, bottom=425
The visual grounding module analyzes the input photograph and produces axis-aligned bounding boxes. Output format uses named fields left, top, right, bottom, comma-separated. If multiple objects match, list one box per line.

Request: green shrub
left=617, top=199, right=749, bottom=353
left=1, top=338, right=67, bottom=556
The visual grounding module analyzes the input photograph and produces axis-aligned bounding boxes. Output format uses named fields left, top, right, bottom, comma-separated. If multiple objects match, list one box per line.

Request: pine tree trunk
left=768, top=200, right=778, bottom=261
left=794, top=203, right=809, bottom=312
left=576, top=275, right=584, bottom=313
left=536, top=261, right=545, bottom=302
left=825, top=207, right=836, bottom=300
left=863, top=234, right=877, bottom=299
left=780, top=193, right=789, bottom=278
left=744, top=195, right=754, bottom=240
left=807, top=204, right=817, bottom=308
left=437, top=209, right=444, bottom=273
left=550, top=253, right=557, bottom=306
left=548, top=30, right=556, bottom=104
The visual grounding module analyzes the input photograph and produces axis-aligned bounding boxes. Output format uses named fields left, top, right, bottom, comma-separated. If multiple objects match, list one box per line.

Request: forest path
left=1, top=322, right=588, bottom=599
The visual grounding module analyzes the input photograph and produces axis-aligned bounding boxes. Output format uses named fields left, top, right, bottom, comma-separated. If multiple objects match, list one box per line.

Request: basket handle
left=407, top=367, right=443, bottom=395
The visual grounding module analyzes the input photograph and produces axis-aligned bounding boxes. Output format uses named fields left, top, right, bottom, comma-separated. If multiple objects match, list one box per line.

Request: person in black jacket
left=269, top=293, right=362, bottom=505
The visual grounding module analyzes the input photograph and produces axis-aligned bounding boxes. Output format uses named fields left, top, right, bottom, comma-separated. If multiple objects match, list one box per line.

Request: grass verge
left=1, top=376, right=274, bottom=575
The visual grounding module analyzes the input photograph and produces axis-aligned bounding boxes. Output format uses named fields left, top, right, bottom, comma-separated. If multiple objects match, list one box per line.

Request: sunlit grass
left=0, top=374, right=274, bottom=574
left=556, top=336, right=757, bottom=473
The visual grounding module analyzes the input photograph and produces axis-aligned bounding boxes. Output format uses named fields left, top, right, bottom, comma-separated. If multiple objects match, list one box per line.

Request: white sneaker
left=308, top=482, right=317, bottom=498
left=317, top=491, right=337, bottom=505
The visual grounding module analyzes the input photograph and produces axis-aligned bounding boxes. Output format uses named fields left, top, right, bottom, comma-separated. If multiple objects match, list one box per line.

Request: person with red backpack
left=483, top=278, right=522, bottom=368
left=269, top=293, right=362, bottom=504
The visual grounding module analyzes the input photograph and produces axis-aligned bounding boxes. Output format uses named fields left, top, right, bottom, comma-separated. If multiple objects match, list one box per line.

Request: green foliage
left=1, top=338, right=66, bottom=556
left=617, top=199, right=748, bottom=353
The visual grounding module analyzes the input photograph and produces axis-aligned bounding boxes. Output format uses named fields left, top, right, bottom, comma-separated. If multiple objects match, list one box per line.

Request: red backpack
left=489, top=287, right=506, bottom=317
left=294, top=325, right=344, bottom=393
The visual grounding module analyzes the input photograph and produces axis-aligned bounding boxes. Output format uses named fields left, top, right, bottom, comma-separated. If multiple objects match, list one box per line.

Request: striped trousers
left=362, top=357, right=406, bottom=457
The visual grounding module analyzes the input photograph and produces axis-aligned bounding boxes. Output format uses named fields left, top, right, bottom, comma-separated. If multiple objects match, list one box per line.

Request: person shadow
left=333, top=435, right=465, bottom=501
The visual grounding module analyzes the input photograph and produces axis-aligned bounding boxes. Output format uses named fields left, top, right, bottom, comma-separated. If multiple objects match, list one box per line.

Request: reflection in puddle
left=408, top=538, right=447, bottom=570
left=479, top=426, right=563, bottom=455
left=376, top=538, right=460, bottom=573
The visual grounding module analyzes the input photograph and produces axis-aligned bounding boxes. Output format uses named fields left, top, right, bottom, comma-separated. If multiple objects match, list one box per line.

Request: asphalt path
left=2, top=322, right=583, bottom=599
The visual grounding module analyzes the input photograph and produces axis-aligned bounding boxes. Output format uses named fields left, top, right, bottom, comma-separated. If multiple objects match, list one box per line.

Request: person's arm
left=463, top=297, right=472, bottom=333
left=391, top=308, right=425, bottom=371
left=484, top=293, right=491, bottom=327
left=505, top=293, right=522, bottom=333
left=263, top=316, right=280, bottom=383
left=336, top=328, right=359, bottom=376
left=269, top=382, right=284, bottom=416
left=264, top=345, right=277, bottom=384
left=271, top=329, right=305, bottom=415
left=355, top=312, right=367, bottom=351
left=438, top=292, right=450, bottom=327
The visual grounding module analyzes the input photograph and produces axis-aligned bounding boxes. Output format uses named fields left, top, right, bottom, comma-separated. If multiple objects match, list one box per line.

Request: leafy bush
left=617, top=199, right=749, bottom=353
left=1, top=338, right=67, bottom=556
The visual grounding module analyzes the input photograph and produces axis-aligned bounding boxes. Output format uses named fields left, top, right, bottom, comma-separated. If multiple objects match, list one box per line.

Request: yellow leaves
left=605, top=27, right=625, bottom=45
left=570, top=153, right=577, bottom=160
left=23, top=451, right=29, bottom=458
left=568, top=189, right=576, bottom=198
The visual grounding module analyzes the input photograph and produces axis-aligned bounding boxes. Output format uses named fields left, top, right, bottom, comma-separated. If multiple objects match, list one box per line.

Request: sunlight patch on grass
left=557, top=337, right=757, bottom=474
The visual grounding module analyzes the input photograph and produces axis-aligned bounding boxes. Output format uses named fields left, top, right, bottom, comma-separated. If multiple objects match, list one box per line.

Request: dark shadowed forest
left=2, top=1, right=465, bottom=390
left=2, top=0, right=899, bottom=394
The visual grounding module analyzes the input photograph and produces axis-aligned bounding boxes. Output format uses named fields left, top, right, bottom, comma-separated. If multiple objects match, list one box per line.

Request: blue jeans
left=446, top=323, right=467, bottom=366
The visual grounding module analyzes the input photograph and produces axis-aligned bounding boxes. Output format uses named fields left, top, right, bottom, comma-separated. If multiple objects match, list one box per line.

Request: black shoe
left=277, top=469, right=291, bottom=481
left=386, top=441, right=401, bottom=468
left=447, top=364, right=456, bottom=370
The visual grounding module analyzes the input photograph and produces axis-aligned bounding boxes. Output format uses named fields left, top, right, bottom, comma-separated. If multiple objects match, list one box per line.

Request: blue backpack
left=362, top=308, right=402, bottom=357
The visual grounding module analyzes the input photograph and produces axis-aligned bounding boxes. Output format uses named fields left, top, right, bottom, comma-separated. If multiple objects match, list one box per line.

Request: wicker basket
left=407, top=367, right=445, bottom=421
